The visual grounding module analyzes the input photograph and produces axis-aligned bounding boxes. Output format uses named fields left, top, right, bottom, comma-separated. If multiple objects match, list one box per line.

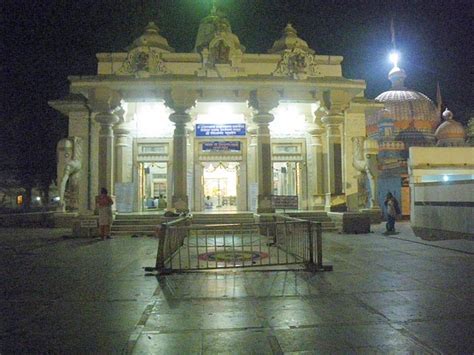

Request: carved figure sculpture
left=57, top=137, right=82, bottom=212
left=352, top=136, right=379, bottom=209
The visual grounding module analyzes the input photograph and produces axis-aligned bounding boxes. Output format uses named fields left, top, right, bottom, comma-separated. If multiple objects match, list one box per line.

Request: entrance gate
left=150, top=216, right=330, bottom=272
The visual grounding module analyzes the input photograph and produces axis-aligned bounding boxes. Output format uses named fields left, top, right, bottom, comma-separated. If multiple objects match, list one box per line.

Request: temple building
left=366, top=59, right=441, bottom=217
left=49, top=8, right=387, bottom=216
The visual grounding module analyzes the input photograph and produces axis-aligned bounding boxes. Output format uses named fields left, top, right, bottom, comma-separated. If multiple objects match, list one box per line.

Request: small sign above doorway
left=202, top=141, right=241, bottom=152
left=196, top=123, right=246, bottom=137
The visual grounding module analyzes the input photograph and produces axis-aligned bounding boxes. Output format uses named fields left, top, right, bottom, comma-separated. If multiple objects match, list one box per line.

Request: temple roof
left=435, top=108, right=466, bottom=146
left=268, top=23, right=315, bottom=54
left=129, top=22, right=174, bottom=52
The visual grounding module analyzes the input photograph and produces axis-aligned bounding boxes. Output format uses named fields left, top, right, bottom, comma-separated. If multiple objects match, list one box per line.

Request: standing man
left=384, top=192, right=400, bottom=233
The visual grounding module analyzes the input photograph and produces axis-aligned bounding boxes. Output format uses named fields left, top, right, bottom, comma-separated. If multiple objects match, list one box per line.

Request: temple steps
left=111, top=214, right=161, bottom=236
left=284, top=211, right=338, bottom=231
left=191, top=212, right=256, bottom=225
left=110, top=211, right=337, bottom=236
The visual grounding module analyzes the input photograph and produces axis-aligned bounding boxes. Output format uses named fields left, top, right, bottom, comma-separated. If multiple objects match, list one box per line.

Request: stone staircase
left=111, top=213, right=162, bottom=237
left=284, top=211, right=337, bottom=231
left=111, top=211, right=336, bottom=236
left=191, top=212, right=257, bottom=230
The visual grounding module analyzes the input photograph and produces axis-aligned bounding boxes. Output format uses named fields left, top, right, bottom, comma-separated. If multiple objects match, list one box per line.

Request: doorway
left=273, top=162, right=300, bottom=196
left=139, top=162, right=168, bottom=211
left=203, top=162, right=238, bottom=211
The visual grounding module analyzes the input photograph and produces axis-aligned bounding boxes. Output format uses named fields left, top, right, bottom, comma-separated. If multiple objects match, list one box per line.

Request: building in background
left=408, top=146, right=474, bottom=239
left=366, top=58, right=440, bottom=218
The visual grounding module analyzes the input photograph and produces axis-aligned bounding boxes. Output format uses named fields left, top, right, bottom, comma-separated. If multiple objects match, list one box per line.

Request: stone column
left=169, top=112, right=191, bottom=212
left=114, top=123, right=132, bottom=184
left=250, top=89, right=279, bottom=213
left=321, top=112, right=343, bottom=210
left=95, top=112, right=119, bottom=194
left=247, top=124, right=258, bottom=211
left=254, top=113, right=275, bottom=213
left=307, top=122, right=325, bottom=209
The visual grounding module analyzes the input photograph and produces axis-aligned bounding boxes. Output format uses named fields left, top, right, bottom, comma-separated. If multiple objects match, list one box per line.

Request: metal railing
left=150, top=215, right=331, bottom=273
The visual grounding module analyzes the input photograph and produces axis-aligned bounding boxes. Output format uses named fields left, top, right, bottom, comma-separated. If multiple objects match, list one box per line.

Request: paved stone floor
left=0, top=222, right=472, bottom=353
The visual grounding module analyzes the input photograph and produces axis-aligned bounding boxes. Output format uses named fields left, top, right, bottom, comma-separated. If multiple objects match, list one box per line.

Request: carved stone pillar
left=254, top=113, right=275, bottom=213
left=95, top=112, right=119, bottom=193
left=321, top=90, right=352, bottom=210
left=165, top=87, right=198, bottom=212
left=114, top=123, right=132, bottom=183
left=169, top=112, right=191, bottom=211
left=250, top=89, right=279, bottom=213
left=307, top=122, right=325, bottom=209
left=247, top=124, right=258, bottom=211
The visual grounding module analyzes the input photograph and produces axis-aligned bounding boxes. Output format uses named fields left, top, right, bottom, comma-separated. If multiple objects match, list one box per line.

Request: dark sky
left=1, top=0, right=473, bottom=148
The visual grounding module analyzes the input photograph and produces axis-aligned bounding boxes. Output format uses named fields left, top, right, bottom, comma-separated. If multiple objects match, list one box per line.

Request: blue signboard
left=196, top=123, right=246, bottom=137
left=202, top=141, right=241, bottom=152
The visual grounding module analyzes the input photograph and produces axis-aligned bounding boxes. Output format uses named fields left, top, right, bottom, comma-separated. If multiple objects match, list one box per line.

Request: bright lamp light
left=389, top=51, right=399, bottom=67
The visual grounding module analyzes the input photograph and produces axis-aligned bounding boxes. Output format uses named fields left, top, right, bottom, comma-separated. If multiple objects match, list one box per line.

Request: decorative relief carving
left=57, top=137, right=82, bottom=212
left=352, top=136, right=380, bottom=209
left=116, top=47, right=169, bottom=78
left=273, top=48, right=322, bottom=79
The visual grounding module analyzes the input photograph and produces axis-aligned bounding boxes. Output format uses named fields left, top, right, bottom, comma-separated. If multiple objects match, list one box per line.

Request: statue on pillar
left=352, top=136, right=379, bottom=209
left=56, top=137, right=82, bottom=212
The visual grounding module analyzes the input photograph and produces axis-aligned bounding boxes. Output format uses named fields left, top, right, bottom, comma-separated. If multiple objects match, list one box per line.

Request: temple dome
left=435, top=108, right=466, bottom=146
left=268, top=23, right=315, bottom=54
left=129, top=22, right=174, bottom=52
left=369, top=64, right=439, bottom=141
left=194, top=5, right=244, bottom=53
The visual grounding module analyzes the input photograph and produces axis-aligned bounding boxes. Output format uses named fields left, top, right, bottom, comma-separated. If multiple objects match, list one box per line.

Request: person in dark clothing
left=384, top=192, right=399, bottom=232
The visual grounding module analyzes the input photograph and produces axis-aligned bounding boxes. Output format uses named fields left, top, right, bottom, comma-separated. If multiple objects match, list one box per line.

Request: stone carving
left=116, top=47, right=169, bottom=78
left=352, top=136, right=379, bottom=209
left=273, top=48, right=322, bottom=79
left=57, top=137, right=82, bottom=212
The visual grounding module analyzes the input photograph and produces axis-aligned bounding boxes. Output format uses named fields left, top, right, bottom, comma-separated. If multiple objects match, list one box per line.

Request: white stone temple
left=49, top=8, right=384, bottom=215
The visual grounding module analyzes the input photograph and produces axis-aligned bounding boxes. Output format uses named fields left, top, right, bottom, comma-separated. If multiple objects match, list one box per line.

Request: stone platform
left=0, top=222, right=473, bottom=353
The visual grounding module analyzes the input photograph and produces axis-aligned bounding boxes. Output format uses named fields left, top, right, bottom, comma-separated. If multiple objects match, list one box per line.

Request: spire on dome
left=387, top=51, right=406, bottom=90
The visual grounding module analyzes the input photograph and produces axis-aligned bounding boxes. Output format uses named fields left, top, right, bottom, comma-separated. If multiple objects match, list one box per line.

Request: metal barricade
left=150, top=215, right=332, bottom=273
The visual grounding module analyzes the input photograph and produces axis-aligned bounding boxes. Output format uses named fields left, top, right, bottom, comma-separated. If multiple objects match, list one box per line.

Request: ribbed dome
left=368, top=65, right=440, bottom=140
left=435, top=108, right=466, bottom=146
left=129, top=22, right=174, bottom=52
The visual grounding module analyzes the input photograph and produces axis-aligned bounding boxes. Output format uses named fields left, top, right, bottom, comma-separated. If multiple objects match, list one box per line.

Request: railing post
left=308, top=221, right=314, bottom=265
left=316, top=222, right=323, bottom=269
left=155, top=222, right=167, bottom=270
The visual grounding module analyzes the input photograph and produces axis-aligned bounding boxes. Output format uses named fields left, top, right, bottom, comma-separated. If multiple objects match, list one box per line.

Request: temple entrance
left=139, top=162, right=168, bottom=211
left=203, top=162, right=238, bottom=211
left=273, top=162, right=300, bottom=195
left=272, top=162, right=301, bottom=209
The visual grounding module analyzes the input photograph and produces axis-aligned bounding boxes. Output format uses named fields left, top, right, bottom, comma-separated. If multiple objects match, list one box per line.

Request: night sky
left=1, top=0, right=473, bottom=187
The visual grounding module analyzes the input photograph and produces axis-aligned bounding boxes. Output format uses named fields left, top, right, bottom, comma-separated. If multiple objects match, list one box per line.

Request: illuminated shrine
left=50, top=8, right=385, bottom=215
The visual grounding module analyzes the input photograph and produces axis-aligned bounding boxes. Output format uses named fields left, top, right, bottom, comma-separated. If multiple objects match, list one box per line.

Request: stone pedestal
left=361, top=208, right=383, bottom=224
left=328, top=212, right=370, bottom=234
